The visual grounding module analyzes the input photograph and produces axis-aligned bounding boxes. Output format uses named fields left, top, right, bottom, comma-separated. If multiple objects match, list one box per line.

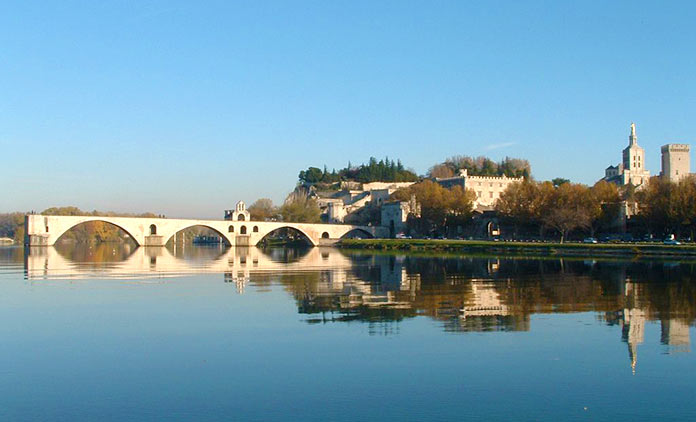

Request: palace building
left=435, top=168, right=523, bottom=209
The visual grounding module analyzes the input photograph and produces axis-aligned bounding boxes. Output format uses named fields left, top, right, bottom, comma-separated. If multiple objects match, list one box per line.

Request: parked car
left=664, top=235, right=680, bottom=245
left=583, top=237, right=598, bottom=244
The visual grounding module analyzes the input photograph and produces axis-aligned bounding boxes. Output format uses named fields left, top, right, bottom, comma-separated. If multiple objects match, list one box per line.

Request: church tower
left=621, top=123, right=650, bottom=186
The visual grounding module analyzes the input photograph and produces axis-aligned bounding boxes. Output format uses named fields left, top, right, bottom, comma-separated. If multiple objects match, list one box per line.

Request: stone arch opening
left=321, top=232, right=330, bottom=239
left=149, top=224, right=157, bottom=235
left=256, top=226, right=316, bottom=247
left=340, top=228, right=373, bottom=239
left=253, top=226, right=259, bottom=233
left=240, top=226, right=247, bottom=235
left=228, top=225, right=234, bottom=233
left=237, top=214, right=246, bottom=221
left=53, top=219, right=139, bottom=247
left=166, top=224, right=232, bottom=246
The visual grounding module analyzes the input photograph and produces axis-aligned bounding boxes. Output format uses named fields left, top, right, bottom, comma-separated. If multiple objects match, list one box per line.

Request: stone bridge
left=25, top=214, right=387, bottom=247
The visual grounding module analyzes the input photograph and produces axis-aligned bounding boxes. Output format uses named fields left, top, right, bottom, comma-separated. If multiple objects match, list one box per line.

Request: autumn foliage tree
left=637, top=176, right=696, bottom=238
left=279, top=196, right=321, bottom=223
left=248, top=198, right=278, bottom=221
left=391, top=180, right=476, bottom=234
left=496, top=180, right=621, bottom=242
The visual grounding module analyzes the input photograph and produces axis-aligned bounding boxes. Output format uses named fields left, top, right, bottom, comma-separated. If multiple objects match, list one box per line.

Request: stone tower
left=660, top=144, right=691, bottom=182
left=620, top=123, right=650, bottom=186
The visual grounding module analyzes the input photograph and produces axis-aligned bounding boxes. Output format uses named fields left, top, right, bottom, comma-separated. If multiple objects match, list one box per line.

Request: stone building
left=434, top=168, right=523, bottom=209
left=603, top=123, right=651, bottom=187
left=380, top=196, right=421, bottom=236
left=660, top=143, right=691, bottom=182
left=319, top=182, right=416, bottom=224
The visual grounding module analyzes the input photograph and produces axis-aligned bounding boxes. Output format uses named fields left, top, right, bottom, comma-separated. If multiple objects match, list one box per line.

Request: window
left=237, top=214, right=245, bottom=221
left=240, top=226, right=247, bottom=234
left=149, top=224, right=157, bottom=235
left=228, top=225, right=234, bottom=233
left=322, top=232, right=330, bottom=239
left=253, top=226, right=259, bottom=233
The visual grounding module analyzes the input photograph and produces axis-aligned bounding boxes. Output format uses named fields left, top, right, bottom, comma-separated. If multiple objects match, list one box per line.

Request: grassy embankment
left=337, top=238, right=696, bottom=258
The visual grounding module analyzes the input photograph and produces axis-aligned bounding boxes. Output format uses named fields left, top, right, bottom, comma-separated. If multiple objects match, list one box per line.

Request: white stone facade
left=435, top=169, right=523, bottom=209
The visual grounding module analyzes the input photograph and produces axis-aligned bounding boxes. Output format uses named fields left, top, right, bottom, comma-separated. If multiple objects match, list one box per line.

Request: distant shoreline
left=336, top=238, right=696, bottom=258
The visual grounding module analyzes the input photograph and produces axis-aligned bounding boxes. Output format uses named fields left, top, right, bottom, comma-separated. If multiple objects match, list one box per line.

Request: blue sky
left=1, top=1, right=695, bottom=218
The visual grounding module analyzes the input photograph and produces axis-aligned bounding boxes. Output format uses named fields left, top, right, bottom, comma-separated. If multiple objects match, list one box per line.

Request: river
left=1, top=244, right=695, bottom=421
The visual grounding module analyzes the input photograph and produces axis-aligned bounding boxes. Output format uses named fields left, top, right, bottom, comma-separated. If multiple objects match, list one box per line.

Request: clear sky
left=1, top=1, right=695, bottom=218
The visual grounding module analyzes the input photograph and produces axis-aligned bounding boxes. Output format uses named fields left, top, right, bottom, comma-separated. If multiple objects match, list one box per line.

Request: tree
left=248, top=198, right=278, bottom=221
left=587, top=181, right=621, bottom=236
left=391, top=180, right=475, bottom=234
left=638, top=176, right=696, bottom=238
left=429, top=163, right=455, bottom=178
left=540, top=183, right=592, bottom=243
left=551, top=178, right=570, bottom=187
left=298, top=167, right=324, bottom=184
left=279, top=196, right=321, bottom=223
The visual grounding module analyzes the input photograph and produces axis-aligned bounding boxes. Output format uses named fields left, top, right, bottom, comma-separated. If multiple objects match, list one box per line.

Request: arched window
left=237, top=214, right=245, bottom=221
left=240, top=226, right=247, bottom=234
left=253, top=226, right=259, bottom=233
left=228, top=225, right=234, bottom=233
left=149, top=224, right=157, bottom=235
left=321, top=232, right=330, bottom=239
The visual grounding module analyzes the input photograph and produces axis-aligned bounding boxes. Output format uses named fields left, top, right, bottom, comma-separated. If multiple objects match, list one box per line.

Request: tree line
left=298, top=157, right=418, bottom=185
left=634, top=177, right=696, bottom=239
left=429, top=155, right=531, bottom=179
left=495, top=180, right=621, bottom=242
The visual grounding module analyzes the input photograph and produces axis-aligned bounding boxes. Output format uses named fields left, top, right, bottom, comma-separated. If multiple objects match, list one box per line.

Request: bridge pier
left=143, top=235, right=165, bottom=247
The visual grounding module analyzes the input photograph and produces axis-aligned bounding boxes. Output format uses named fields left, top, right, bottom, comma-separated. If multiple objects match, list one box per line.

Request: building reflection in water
left=20, top=244, right=696, bottom=370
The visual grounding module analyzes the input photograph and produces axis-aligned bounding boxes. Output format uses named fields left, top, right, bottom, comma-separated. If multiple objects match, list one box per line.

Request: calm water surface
left=1, top=244, right=695, bottom=421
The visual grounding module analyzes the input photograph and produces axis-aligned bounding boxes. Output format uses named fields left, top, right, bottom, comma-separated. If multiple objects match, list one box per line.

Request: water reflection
left=11, top=244, right=696, bottom=371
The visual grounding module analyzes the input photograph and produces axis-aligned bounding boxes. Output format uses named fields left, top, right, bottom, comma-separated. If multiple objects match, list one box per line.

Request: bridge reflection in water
left=22, top=245, right=696, bottom=371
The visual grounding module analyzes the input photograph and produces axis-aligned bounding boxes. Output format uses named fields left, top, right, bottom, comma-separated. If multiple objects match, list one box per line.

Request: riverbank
left=337, top=238, right=696, bottom=258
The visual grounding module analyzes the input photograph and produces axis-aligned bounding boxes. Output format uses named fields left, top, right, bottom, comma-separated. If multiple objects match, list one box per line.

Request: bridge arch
left=53, top=218, right=142, bottom=246
left=256, top=225, right=317, bottom=247
left=165, top=224, right=232, bottom=246
left=340, top=228, right=374, bottom=239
